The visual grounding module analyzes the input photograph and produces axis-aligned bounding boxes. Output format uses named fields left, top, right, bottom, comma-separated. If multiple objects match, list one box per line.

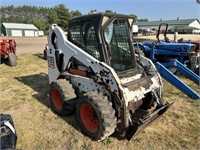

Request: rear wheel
left=43, top=50, right=47, bottom=60
left=5, top=53, right=17, bottom=67
left=76, top=91, right=117, bottom=141
left=50, top=79, right=76, bottom=116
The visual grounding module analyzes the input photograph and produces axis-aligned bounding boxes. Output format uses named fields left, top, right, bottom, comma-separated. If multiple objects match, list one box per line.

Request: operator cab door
left=102, top=18, right=137, bottom=74
left=68, top=14, right=137, bottom=76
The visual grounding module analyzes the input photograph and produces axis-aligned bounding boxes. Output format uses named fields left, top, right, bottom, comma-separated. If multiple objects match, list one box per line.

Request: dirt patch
left=10, top=36, right=47, bottom=55
left=10, top=34, right=200, bottom=55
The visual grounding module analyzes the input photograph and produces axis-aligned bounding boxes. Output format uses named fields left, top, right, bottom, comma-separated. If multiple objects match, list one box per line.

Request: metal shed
left=1, top=23, right=38, bottom=37
left=135, top=19, right=200, bottom=34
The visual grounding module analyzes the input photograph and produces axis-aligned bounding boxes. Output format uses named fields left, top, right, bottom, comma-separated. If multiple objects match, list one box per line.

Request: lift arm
left=162, top=60, right=200, bottom=84
left=155, top=61, right=200, bottom=100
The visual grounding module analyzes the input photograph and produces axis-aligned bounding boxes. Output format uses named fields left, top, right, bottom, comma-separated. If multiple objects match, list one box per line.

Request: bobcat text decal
left=47, top=56, right=55, bottom=68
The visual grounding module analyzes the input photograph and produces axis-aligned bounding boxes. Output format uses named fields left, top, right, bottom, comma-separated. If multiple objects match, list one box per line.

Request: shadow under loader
left=14, top=73, right=82, bottom=134
left=15, top=73, right=173, bottom=141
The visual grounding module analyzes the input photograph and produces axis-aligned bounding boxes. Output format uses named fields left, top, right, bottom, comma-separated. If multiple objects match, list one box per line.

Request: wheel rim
left=52, top=88, right=62, bottom=110
left=80, top=103, right=99, bottom=133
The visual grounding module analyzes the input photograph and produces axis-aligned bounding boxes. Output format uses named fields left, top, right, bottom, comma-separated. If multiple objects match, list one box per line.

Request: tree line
left=0, top=4, right=148, bottom=33
left=0, top=4, right=82, bottom=33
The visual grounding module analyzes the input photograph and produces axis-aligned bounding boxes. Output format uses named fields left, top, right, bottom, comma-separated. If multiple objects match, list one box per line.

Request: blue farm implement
left=133, top=23, right=200, bottom=100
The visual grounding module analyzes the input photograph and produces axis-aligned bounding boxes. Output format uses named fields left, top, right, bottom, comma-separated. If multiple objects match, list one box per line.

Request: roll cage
left=68, top=13, right=137, bottom=75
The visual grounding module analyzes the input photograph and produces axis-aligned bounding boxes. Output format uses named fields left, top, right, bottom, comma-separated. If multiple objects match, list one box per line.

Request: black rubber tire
left=49, top=79, right=76, bottom=116
left=43, top=50, right=47, bottom=60
left=5, top=53, right=17, bottom=67
left=76, top=91, right=117, bottom=141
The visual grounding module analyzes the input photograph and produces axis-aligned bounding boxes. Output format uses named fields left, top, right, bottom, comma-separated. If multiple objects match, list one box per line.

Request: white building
left=1, top=23, right=39, bottom=37
left=135, top=19, right=200, bottom=34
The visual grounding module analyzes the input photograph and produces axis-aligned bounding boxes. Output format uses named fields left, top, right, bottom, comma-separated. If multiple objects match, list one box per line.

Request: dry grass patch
left=0, top=54, right=199, bottom=150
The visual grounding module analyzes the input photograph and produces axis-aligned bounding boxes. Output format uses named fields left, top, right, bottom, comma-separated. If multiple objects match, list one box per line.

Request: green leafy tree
left=138, top=18, right=148, bottom=22
left=33, top=19, right=45, bottom=31
left=0, top=4, right=83, bottom=33
left=47, top=9, right=58, bottom=24
left=54, top=4, right=70, bottom=30
left=70, top=10, right=82, bottom=18
left=105, top=10, right=113, bottom=13
left=88, top=9, right=98, bottom=14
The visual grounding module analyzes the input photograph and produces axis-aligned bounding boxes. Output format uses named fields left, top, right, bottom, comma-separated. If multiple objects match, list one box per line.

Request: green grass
left=0, top=54, right=199, bottom=150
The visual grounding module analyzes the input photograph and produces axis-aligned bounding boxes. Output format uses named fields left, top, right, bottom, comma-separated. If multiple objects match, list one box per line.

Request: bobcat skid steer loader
left=47, top=13, right=172, bottom=141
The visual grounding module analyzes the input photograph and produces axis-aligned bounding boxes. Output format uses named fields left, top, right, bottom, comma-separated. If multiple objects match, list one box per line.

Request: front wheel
left=76, top=91, right=117, bottom=141
left=49, top=79, right=76, bottom=116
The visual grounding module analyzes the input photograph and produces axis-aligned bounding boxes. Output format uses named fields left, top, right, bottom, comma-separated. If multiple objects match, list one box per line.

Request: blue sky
left=1, top=0, right=199, bottom=21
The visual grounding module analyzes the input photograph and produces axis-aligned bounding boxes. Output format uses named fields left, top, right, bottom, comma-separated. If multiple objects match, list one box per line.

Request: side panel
left=47, top=25, right=120, bottom=93
left=46, top=48, right=61, bottom=83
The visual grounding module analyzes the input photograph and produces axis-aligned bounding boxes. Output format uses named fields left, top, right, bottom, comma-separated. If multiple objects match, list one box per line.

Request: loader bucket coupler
left=126, top=102, right=173, bottom=141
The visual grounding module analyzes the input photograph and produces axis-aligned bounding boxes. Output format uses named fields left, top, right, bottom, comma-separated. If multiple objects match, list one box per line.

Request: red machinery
left=191, top=41, right=200, bottom=74
left=191, top=41, right=200, bottom=52
left=0, top=38, right=17, bottom=66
